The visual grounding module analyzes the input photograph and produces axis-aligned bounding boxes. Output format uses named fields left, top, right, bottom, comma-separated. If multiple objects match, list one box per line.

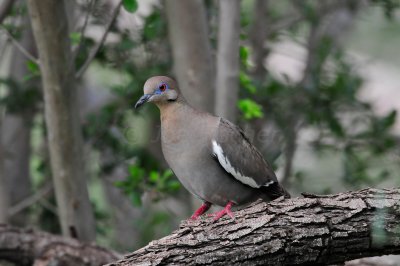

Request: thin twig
left=38, top=198, right=59, bottom=216
left=73, top=0, right=96, bottom=59
left=75, top=0, right=123, bottom=79
left=0, top=25, right=39, bottom=65
left=268, top=14, right=303, bottom=34
left=8, top=183, right=53, bottom=217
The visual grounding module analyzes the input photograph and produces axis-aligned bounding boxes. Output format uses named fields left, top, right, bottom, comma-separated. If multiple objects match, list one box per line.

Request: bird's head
left=135, top=76, right=180, bottom=109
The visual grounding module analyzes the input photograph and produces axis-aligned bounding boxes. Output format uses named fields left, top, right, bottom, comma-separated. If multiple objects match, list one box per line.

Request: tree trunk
left=165, top=0, right=215, bottom=113
left=0, top=110, right=8, bottom=223
left=27, top=0, right=95, bottom=241
left=215, top=0, right=240, bottom=122
left=0, top=225, right=120, bottom=266
left=249, top=0, right=269, bottom=83
left=2, top=14, right=36, bottom=226
left=108, top=188, right=400, bottom=266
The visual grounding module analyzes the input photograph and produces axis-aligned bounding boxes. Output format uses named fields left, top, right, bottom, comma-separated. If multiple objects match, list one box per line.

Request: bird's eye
left=159, top=83, right=167, bottom=92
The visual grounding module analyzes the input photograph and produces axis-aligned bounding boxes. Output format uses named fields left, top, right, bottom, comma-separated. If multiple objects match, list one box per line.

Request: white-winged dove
left=135, top=76, right=290, bottom=221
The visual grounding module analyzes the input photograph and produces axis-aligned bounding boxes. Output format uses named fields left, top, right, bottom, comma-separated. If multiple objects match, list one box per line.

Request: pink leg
left=190, top=202, right=211, bottom=220
left=208, top=201, right=234, bottom=221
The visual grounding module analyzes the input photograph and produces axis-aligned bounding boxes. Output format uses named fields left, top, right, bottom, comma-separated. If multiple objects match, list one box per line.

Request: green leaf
left=69, top=32, right=81, bottom=45
left=162, top=169, right=173, bottom=179
left=128, top=165, right=145, bottom=185
left=113, top=181, right=126, bottom=188
left=167, top=180, right=181, bottom=191
left=239, top=72, right=256, bottom=94
left=24, top=60, right=40, bottom=81
left=149, top=171, right=159, bottom=183
left=123, top=0, right=138, bottom=13
left=381, top=110, right=397, bottom=130
left=237, top=99, right=263, bottom=120
left=239, top=46, right=249, bottom=62
left=239, top=46, right=251, bottom=69
left=26, top=60, right=39, bottom=74
left=143, top=10, right=163, bottom=40
left=326, top=113, right=345, bottom=137
left=130, top=191, right=142, bottom=206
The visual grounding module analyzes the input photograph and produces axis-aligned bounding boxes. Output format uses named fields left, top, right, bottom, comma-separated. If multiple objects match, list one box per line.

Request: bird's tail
left=261, top=182, right=291, bottom=200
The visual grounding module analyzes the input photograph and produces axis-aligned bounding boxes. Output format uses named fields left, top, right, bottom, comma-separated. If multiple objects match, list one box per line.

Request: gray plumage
left=135, top=76, right=289, bottom=217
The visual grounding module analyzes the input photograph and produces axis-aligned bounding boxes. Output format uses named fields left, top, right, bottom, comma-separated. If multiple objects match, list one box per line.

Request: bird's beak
left=135, top=94, right=153, bottom=109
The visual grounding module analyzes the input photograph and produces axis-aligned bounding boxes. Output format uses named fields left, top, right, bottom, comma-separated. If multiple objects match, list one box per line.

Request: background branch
left=0, top=225, right=121, bottom=265
left=73, top=0, right=96, bottom=59
left=8, top=183, right=53, bottom=217
left=75, top=0, right=122, bottom=79
left=0, top=26, right=39, bottom=64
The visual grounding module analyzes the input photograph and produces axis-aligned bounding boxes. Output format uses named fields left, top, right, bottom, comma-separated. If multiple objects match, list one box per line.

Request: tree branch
left=0, top=25, right=39, bottom=65
left=0, top=225, right=121, bottom=265
left=72, top=0, right=96, bottom=60
left=108, top=188, right=400, bottom=266
left=75, top=0, right=122, bottom=79
left=8, top=183, right=53, bottom=217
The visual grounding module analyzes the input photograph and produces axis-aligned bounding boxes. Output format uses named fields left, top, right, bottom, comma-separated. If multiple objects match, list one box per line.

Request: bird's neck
left=158, top=101, right=193, bottom=147
left=157, top=95, right=189, bottom=115
left=158, top=99, right=205, bottom=142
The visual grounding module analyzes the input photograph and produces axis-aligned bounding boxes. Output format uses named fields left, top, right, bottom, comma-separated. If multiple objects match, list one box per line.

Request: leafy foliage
left=0, top=77, right=40, bottom=113
left=236, top=1, right=399, bottom=190
left=371, top=0, right=400, bottom=19
left=122, top=0, right=138, bottom=13
left=115, top=165, right=180, bottom=207
left=237, top=98, right=263, bottom=120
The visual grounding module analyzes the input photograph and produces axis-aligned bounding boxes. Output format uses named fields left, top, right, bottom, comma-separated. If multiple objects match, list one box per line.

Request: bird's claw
left=208, top=201, right=235, bottom=221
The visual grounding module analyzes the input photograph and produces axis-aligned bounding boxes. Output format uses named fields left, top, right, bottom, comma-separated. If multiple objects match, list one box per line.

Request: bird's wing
left=211, top=118, right=289, bottom=198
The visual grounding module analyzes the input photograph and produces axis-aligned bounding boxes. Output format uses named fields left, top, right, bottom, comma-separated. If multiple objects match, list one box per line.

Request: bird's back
left=160, top=103, right=289, bottom=206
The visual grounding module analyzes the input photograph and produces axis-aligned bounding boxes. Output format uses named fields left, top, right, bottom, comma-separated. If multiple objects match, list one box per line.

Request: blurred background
left=0, top=0, right=399, bottom=256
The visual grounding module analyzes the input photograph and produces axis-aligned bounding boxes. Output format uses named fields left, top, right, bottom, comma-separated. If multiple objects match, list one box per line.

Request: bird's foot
left=208, top=202, right=234, bottom=221
left=190, top=202, right=211, bottom=220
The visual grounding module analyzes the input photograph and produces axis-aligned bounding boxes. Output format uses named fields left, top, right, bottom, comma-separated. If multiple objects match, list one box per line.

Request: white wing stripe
left=263, top=180, right=274, bottom=187
left=212, top=140, right=259, bottom=188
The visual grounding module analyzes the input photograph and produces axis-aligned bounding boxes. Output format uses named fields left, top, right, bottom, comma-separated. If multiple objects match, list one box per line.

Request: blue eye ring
left=158, top=82, right=168, bottom=92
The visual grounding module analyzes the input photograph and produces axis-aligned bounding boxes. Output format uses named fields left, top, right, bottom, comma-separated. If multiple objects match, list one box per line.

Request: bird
left=135, top=76, right=290, bottom=221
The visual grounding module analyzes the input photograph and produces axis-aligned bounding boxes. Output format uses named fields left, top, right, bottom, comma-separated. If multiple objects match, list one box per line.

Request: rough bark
left=215, top=0, right=241, bottom=122
left=0, top=225, right=121, bottom=266
left=165, top=0, right=215, bottom=112
left=27, top=0, right=95, bottom=241
left=108, top=188, right=400, bottom=266
left=2, top=14, right=36, bottom=226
